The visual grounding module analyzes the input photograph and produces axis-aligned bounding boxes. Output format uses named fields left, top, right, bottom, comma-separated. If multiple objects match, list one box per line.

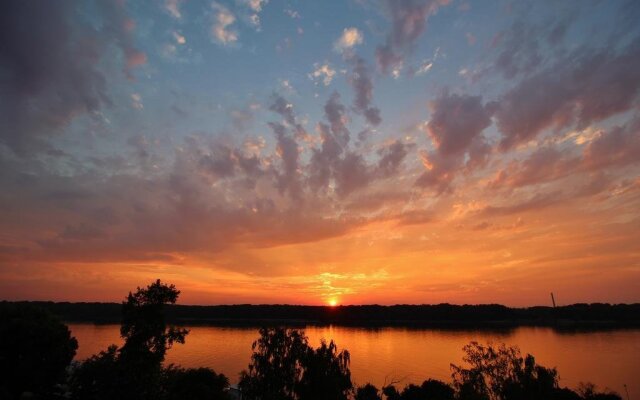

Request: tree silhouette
left=239, top=327, right=353, bottom=400
left=162, top=366, right=230, bottom=400
left=70, top=280, right=228, bottom=400
left=239, top=327, right=309, bottom=399
left=577, top=383, right=623, bottom=400
left=297, top=339, right=352, bottom=399
left=0, top=303, right=78, bottom=399
left=356, top=383, right=382, bottom=400
left=379, top=379, right=454, bottom=400
left=450, top=342, right=622, bottom=400
left=119, top=279, right=189, bottom=365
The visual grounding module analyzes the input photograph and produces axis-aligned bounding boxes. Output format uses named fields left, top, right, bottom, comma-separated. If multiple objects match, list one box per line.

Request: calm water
left=69, top=324, right=640, bottom=396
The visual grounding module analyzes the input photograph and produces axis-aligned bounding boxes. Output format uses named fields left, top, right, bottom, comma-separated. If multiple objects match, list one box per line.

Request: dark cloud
left=272, top=124, right=302, bottom=198
left=308, top=94, right=371, bottom=197
left=376, top=140, right=414, bottom=178
left=492, top=21, right=544, bottom=80
left=334, top=151, right=371, bottom=197
left=268, top=94, right=308, bottom=140
left=375, top=0, right=449, bottom=74
left=307, top=94, right=411, bottom=197
left=324, top=92, right=350, bottom=145
left=0, top=0, right=145, bottom=155
left=426, top=92, right=494, bottom=155
left=416, top=92, right=494, bottom=191
left=496, top=37, right=640, bottom=149
left=349, top=57, right=382, bottom=126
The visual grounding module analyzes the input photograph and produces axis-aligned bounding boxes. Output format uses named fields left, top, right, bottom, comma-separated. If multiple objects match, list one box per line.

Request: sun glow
left=328, top=298, right=338, bottom=307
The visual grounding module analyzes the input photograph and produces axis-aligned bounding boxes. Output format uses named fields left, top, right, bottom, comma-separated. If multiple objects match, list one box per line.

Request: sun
left=327, top=298, right=338, bottom=307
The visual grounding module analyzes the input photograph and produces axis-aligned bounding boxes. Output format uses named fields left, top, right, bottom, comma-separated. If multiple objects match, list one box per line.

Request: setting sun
left=328, top=299, right=339, bottom=307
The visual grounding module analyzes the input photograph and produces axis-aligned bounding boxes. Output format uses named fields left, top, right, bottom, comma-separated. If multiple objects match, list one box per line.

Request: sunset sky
left=1, top=0, right=639, bottom=306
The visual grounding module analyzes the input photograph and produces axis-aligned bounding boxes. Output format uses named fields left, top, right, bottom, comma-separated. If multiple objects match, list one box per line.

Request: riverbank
left=5, top=301, right=639, bottom=328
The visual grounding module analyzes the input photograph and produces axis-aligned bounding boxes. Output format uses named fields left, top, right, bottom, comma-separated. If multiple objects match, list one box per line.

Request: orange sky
left=1, top=0, right=639, bottom=306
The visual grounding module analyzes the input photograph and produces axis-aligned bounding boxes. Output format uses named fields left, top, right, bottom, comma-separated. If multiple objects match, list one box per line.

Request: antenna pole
left=550, top=292, right=556, bottom=308
left=624, top=384, right=630, bottom=400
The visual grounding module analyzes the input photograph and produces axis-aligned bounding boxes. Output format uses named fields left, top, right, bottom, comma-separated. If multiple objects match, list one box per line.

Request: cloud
left=349, top=56, right=382, bottom=126
left=376, top=140, right=415, bottom=178
left=375, top=0, right=450, bottom=74
left=416, top=92, right=494, bottom=191
left=284, top=8, right=300, bottom=19
left=238, top=0, right=268, bottom=30
left=489, top=115, right=640, bottom=190
left=416, top=61, right=433, bottom=75
left=242, top=0, right=267, bottom=12
left=164, top=0, right=183, bottom=19
left=488, top=147, right=580, bottom=189
left=0, top=0, right=145, bottom=155
left=479, top=191, right=564, bottom=217
left=98, top=1, right=148, bottom=77
left=130, top=93, right=144, bottom=110
left=496, top=37, right=640, bottom=149
left=211, top=1, right=238, bottom=46
left=308, top=94, right=352, bottom=193
left=583, top=114, right=640, bottom=171
left=309, top=63, right=337, bottom=86
left=426, top=92, right=494, bottom=155
left=173, top=31, right=186, bottom=44
left=268, top=94, right=308, bottom=140
left=306, top=93, right=410, bottom=197
left=334, top=27, right=364, bottom=52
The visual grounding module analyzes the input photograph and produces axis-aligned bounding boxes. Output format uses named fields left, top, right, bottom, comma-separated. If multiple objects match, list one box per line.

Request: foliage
left=70, top=280, right=226, bottom=400
left=239, top=327, right=308, bottom=399
left=0, top=303, right=78, bottom=399
left=380, top=379, right=454, bottom=400
left=239, top=327, right=353, bottom=400
left=69, top=345, right=123, bottom=400
left=576, top=383, right=623, bottom=400
left=297, top=339, right=352, bottom=399
left=162, top=366, right=230, bottom=400
left=450, top=341, right=558, bottom=400
left=356, top=383, right=382, bottom=400
left=119, top=279, right=189, bottom=366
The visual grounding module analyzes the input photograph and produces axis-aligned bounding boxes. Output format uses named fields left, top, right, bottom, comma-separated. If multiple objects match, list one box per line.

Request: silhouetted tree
left=297, top=339, right=352, bottom=399
left=451, top=342, right=558, bottom=400
left=0, top=303, right=78, bottom=399
left=70, top=280, right=206, bottom=400
left=69, top=345, right=121, bottom=400
left=356, top=383, right=382, bottom=400
left=381, top=379, right=454, bottom=400
left=162, top=366, right=230, bottom=400
left=119, top=279, right=189, bottom=365
left=576, top=383, right=622, bottom=400
left=420, top=379, right=455, bottom=399
left=239, top=327, right=353, bottom=400
left=239, top=327, right=309, bottom=400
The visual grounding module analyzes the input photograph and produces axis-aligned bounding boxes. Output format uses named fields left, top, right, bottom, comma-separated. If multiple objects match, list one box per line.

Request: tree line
left=0, top=280, right=627, bottom=399
left=8, top=300, right=639, bottom=328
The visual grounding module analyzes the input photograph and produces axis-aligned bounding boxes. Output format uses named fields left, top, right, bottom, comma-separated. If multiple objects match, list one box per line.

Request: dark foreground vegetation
left=7, top=300, right=640, bottom=328
left=0, top=280, right=627, bottom=399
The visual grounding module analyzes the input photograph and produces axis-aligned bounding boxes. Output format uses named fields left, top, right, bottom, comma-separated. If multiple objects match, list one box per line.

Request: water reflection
left=69, top=324, right=640, bottom=396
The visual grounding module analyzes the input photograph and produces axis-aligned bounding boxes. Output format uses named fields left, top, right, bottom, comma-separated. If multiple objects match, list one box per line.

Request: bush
left=0, top=303, right=78, bottom=399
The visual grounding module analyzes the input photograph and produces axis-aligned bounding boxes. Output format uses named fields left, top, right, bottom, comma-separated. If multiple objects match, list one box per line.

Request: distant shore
left=4, top=301, right=639, bottom=329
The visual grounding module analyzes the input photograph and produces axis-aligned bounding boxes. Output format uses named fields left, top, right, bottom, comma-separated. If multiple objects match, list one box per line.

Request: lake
left=68, top=324, right=640, bottom=396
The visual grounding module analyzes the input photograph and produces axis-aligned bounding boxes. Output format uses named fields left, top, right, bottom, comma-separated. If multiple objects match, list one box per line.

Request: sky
left=1, top=0, right=639, bottom=306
